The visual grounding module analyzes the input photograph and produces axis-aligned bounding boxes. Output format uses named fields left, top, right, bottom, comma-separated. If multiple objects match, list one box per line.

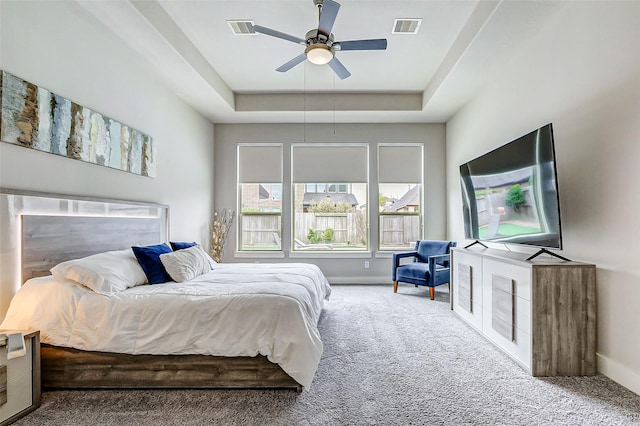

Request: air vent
left=392, top=18, right=422, bottom=35
left=227, top=20, right=256, bottom=35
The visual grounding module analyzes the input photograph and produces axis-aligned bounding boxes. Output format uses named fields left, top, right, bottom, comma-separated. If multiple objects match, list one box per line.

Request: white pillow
left=205, top=252, right=217, bottom=269
left=159, top=245, right=212, bottom=283
left=50, top=249, right=148, bottom=295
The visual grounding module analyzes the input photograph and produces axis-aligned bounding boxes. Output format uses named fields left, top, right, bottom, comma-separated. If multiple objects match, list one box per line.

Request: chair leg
left=393, top=281, right=398, bottom=293
left=429, top=287, right=435, bottom=300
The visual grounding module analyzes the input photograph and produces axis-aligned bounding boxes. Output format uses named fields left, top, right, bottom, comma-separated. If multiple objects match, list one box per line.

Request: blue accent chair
left=392, top=240, right=456, bottom=300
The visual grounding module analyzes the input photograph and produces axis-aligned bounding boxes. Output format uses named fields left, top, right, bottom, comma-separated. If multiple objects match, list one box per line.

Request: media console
left=451, top=247, right=596, bottom=376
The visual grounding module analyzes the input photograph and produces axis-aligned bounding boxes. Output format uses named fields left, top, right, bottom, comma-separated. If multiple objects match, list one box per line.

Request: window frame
left=377, top=143, right=424, bottom=251
left=237, top=143, right=284, bottom=253
left=291, top=143, right=370, bottom=253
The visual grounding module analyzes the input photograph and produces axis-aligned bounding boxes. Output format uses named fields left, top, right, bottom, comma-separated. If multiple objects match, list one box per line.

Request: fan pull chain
left=303, top=61, right=307, bottom=143
left=333, top=72, right=336, bottom=136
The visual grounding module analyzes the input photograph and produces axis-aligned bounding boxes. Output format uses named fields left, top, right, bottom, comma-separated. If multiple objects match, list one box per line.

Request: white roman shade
left=292, top=144, right=368, bottom=183
left=378, top=144, right=423, bottom=183
left=238, top=144, right=283, bottom=183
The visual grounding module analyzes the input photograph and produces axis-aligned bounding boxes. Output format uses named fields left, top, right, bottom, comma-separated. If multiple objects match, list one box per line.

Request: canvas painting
left=0, top=70, right=156, bottom=177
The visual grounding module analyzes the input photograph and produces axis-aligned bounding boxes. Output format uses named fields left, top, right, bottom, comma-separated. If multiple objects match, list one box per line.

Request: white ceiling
left=77, top=0, right=567, bottom=124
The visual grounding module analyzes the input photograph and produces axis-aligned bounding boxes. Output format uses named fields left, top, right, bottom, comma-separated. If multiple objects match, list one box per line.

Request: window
left=304, top=183, right=348, bottom=195
left=378, top=144, right=423, bottom=250
left=302, top=183, right=356, bottom=212
left=237, top=144, right=283, bottom=251
left=292, top=144, right=369, bottom=251
left=258, top=184, right=282, bottom=201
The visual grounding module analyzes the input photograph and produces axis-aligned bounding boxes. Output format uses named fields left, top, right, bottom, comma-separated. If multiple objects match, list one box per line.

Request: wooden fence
left=241, top=212, right=419, bottom=249
left=379, top=214, right=420, bottom=247
left=241, top=214, right=281, bottom=248
left=294, top=213, right=359, bottom=245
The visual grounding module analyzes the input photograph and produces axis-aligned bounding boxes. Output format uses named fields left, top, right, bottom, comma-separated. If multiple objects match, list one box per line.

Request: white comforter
left=1, top=263, right=331, bottom=389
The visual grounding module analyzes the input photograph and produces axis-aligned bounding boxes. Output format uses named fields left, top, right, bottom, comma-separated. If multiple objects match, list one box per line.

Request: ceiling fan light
left=306, top=44, right=333, bottom=65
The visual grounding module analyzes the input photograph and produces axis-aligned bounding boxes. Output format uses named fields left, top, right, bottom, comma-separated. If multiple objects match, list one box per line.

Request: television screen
left=459, top=123, right=563, bottom=249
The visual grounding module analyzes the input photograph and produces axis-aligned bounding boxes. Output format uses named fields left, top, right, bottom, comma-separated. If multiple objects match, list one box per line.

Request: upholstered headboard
left=22, top=215, right=165, bottom=281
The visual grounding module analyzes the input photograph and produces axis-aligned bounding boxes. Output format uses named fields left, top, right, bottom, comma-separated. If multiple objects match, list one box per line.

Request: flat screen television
left=459, top=123, right=563, bottom=253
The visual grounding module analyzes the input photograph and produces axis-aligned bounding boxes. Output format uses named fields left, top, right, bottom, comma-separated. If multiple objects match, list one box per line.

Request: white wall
left=215, top=123, right=446, bottom=282
left=0, top=1, right=214, bottom=245
left=446, top=2, right=640, bottom=394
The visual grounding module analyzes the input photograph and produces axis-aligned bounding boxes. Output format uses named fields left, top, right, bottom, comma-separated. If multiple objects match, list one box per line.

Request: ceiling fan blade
left=335, top=39, right=388, bottom=51
left=327, top=57, right=351, bottom=80
left=318, top=0, right=340, bottom=37
left=276, top=53, right=307, bottom=72
left=253, top=25, right=306, bottom=45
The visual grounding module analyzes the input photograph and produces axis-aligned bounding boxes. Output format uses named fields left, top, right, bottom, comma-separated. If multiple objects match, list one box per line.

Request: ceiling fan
left=253, top=0, right=387, bottom=80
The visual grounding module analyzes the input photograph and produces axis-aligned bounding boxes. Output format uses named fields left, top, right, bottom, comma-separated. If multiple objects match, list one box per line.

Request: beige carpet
left=16, top=284, right=640, bottom=425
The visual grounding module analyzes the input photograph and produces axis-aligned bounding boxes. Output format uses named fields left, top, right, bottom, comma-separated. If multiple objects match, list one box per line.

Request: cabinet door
left=452, top=251, right=483, bottom=330
left=482, top=259, right=532, bottom=371
left=0, top=338, right=33, bottom=422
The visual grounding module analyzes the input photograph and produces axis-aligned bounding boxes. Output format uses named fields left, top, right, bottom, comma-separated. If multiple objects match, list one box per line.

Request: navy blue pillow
left=170, top=241, right=197, bottom=251
left=132, top=243, right=173, bottom=284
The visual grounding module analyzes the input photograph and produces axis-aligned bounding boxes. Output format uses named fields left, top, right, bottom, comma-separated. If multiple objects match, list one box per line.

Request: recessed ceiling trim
left=422, top=0, right=500, bottom=111
left=392, top=18, right=422, bottom=34
left=227, top=20, right=256, bottom=35
left=235, top=93, right=423, bottom=112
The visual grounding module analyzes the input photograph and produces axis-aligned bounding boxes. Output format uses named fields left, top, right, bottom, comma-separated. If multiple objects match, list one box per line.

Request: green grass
left=240, top=244, right=368, bottom=251
left=479, top=223, right=541, bottom=238
left=239, top=246, right=281, bottom=251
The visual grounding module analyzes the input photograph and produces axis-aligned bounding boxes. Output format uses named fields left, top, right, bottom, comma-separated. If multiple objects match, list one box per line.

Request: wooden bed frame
left=20, top=201, right=302, bottom=392
left=40, top=346, right=300, bottom=390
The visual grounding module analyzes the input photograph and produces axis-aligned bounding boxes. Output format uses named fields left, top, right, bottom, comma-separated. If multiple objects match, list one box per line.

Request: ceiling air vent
left=227, top=20, right=256, bottom=35
left=392, top=18, right=422, bottom=35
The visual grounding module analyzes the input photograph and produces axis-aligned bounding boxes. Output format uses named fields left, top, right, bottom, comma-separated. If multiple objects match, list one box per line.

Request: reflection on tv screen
left=460, top=124, right=562, bottom=249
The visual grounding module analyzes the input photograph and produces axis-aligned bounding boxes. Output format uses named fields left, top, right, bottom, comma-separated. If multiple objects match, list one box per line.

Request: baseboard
left=597, top=353, right=640, bottom=396
left=326, top=276, right=389, bottom=284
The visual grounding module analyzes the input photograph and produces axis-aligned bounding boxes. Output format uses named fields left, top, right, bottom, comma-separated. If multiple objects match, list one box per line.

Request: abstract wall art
left=0, top=70, right=156, bottom=177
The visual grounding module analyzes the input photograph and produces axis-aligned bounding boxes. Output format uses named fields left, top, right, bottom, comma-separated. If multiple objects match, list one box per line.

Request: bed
left=0, top=201, right=331, bottom=392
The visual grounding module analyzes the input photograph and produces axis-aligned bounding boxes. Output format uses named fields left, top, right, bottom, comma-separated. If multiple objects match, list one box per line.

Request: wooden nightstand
left=0, top=331, right=40, bottom=426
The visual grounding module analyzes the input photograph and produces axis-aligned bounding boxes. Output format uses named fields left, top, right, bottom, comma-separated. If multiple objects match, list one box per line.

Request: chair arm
left=393, top=251, right=417, bottom=265
left=392, top=251, right=417, bottom=281
left=428, top=253, right=451, bottom=270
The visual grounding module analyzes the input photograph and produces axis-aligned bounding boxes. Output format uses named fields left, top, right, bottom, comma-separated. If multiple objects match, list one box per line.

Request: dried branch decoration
left=210, top=208, right=235, bottom=263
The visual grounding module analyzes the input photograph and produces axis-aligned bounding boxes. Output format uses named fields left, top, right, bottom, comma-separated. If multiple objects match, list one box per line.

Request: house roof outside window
left=387, top=185, right=420, bottom=212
